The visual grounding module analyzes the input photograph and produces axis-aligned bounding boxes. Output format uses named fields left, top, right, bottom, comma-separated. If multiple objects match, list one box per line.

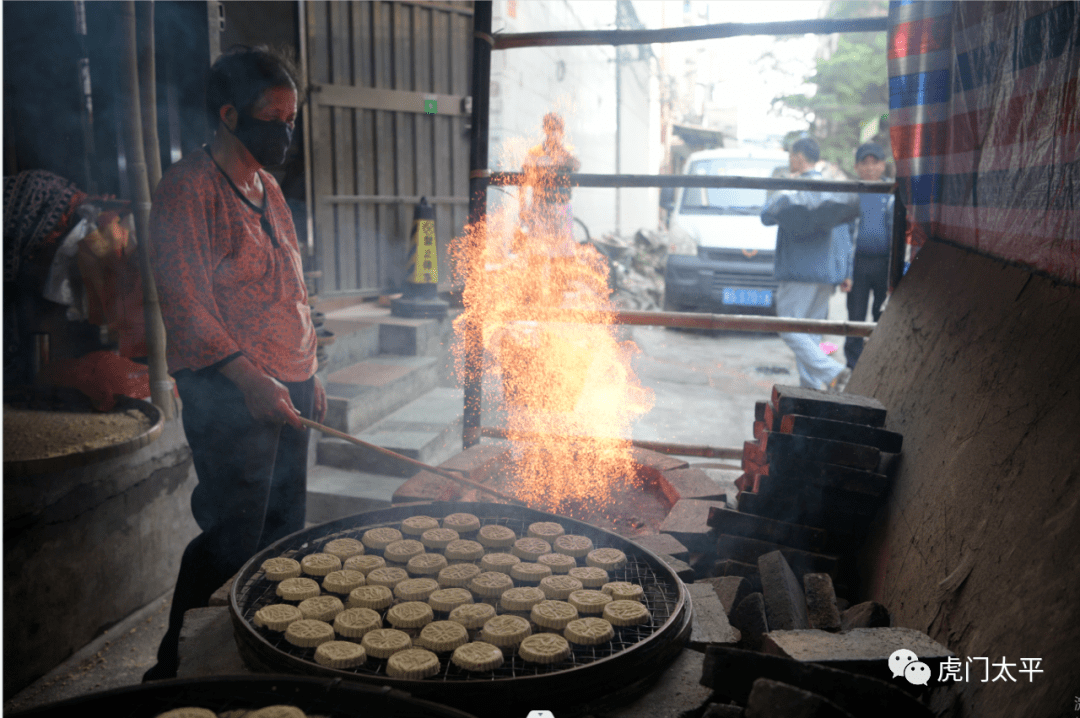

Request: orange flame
left=452, top=118, right=654, bottom=515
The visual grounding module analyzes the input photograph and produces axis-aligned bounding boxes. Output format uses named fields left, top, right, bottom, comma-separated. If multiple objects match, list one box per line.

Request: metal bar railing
left=492, top=17, right=888, bottom=50
left=462, top=2, right=896, bottom=451
left=498, top=308, right=875, bottom=337
left=490, top=171, right=894, bottom=194
left=480, top=427, right=745, bottom=461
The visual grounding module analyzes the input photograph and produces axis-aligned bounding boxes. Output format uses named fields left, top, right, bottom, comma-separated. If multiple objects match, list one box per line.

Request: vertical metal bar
left=74, top=0, right=97, bottom=194
left=463, top=0, right=492, bottom=449
left=298, top=0, right=317, bottom=258
left=888, top=186, right=907, bottom=292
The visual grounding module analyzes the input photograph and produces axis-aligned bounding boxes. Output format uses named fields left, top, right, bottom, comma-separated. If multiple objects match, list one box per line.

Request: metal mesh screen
left=233, top=511, right=683, bottom=682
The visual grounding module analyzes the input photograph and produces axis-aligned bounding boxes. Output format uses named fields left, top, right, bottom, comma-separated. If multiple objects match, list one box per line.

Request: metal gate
left=302, top=0, right=473, bottom=297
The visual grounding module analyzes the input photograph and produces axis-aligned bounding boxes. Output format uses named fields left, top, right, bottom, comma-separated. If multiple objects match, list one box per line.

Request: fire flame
left=452, top=121, right=654, bottom=515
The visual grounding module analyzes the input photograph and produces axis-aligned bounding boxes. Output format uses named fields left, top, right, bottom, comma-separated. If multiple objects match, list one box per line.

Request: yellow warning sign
left=412, top=219, right=437, bottom=283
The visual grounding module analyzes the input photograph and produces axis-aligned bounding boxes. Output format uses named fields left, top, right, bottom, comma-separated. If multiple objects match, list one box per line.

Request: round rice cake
left=386, top=647, right=440, bottom=678
left=323, top=537, right=364, bottom=561
left=527, top=521, right=566, bottom=541
left=387, top=601, right=435, bottom=630
left=407, top=553, right=448, bottom=576
left=253, top=604, right=303, bottom=631
left=537, top=552, right=577, bottom=574
left=448, top=602, right=497, bottom=630
left=333, top=607, right=382, bottom=639
left=480, top=614, right=531, bottom=649
left=361, top=628, right=412, bottom=659
left=511, top=537, right=552, bottom=561
left=476, top=524, right=516, bottom=548
left=154, top=709, right=218, bottom=718
left=530, top=600, right=579, bottom=631
left=383, top=539, right=425, bottom=565
left=300, top=553, right=341, bottom=577
left=284, top=618, right=335, bottom=648
left=586, top=548, right=627, bottom=571
left=438, top=562, right=481, bottom=588
left=428, top=587, right=474, bottom=613
left=394, top=577, right=440, bottom=602
left=400, top=515, right=441, bottom=536
left=261, top=557, right=301, bottom=581
left=247, top=707, right=306, bottom=718
left=539, top=575, right=583, bottom=600
left=344, top=554, right=386, bottom=575
left=443, top=539, right=484, bottom=563
left=361, top=527, right=402, bottom=551
left=500, top=586, right=546, bottom=612
left=602, top=581, right=644, bottom=602
left=564, top=617, right=614, bottom=646
left=603, top=599, right=651, bottom=626
left=451, top=641, right=504, bottom=672
left=479, top=552, right=520, bottom=574
left=568, top=589, right=613, bottom=615
left=518, top=633, right=571, bottom=664
left=276, top=577, right=321, bottom=602
left=568, top=566, right=609, bottom=588
left=298, top=595, right=345, bottom=622
left=365, top=566, right=409, bottom=589
left=314, top=640, right=366, bottom=668
left=468, top=571, right=514, bottom=598
left=321, top=570, right=366, bottom=595
left=348, top=585, right=394, bottom=610
left=442, top=512, right=481, bottom=534
left=416, top=620, right=469, bottom=653
left=420, top=527, right=460, bottom=550
left=510, top=562, right=552, bottom=584
left=553, top=534, right=593, bottom=558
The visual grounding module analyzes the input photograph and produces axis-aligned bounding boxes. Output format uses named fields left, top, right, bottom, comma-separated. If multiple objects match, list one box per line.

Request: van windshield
left=679, top=158, right=786, bottom=215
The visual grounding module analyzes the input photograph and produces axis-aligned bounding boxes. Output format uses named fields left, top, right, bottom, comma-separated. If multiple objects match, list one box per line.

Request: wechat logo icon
left=890, top=648, right=931, bottom=686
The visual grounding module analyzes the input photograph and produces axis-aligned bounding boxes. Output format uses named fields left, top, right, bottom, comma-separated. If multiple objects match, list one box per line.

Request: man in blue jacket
left=845, top=142, right=894, bottom=369
left=761, top=137, right=859, bottom=392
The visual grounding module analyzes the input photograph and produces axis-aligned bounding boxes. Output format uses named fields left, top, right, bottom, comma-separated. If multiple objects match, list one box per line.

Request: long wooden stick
left=298, top=417, right=523, bottom=505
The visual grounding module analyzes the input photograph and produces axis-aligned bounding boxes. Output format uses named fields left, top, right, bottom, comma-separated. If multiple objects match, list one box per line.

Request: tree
left=767, top=1, right=890, bottom=176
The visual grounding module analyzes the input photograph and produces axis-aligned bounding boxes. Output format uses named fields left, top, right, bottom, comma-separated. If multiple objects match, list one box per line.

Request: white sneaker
left=828, top=367, right=852, bottom=394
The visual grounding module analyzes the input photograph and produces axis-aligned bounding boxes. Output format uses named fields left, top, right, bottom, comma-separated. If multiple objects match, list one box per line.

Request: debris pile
left=586, top=228, right=670, bottom=311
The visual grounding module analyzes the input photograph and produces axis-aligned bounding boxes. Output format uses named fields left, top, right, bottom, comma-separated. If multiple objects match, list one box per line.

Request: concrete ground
left=4, top=290, right=854, bottom=712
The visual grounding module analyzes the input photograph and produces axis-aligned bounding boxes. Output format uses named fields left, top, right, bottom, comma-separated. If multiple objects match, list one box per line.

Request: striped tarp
left=888, top=1, right=1080, bottom=284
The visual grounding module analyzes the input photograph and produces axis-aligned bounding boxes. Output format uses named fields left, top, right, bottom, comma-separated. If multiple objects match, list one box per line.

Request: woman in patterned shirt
left=144, top=47, right=325, bottom=681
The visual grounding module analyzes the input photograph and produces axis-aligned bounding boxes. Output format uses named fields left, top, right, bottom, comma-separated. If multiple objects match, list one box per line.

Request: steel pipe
left=464, top=2, right=493, bottom=449
left=479, top=427, right=744, bottom=461
left=491, top=171, right=895, bottom=194
left=493, top=16, right=888, bottom=49
left=499, top=308, right=876, bottom=337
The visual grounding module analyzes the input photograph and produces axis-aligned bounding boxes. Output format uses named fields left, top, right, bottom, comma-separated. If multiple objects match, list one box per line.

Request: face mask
left=228, top=112, right=293, bottom=167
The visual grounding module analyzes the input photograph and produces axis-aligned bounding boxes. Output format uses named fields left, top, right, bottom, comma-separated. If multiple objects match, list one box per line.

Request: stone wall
left=847, top=240, right=1080, bottom=718
left=3, top=418, right=199, bottom=694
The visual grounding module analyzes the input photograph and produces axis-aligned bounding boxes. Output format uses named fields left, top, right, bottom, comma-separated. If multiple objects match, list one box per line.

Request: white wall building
left=488, top=0, right=662, bottom=239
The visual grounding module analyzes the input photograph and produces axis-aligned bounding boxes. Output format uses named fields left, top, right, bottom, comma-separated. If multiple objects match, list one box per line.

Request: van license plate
left=722, top=288, right=773, bottom=307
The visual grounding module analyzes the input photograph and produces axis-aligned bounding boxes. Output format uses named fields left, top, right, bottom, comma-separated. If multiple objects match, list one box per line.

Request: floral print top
left=149, top=148, right=316, bottom=382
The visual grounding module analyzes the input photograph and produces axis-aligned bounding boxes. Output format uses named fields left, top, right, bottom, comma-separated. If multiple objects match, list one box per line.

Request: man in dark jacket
left=845, top=142, right=894, bottom=369
left=761, top=137, right=859, bottom=392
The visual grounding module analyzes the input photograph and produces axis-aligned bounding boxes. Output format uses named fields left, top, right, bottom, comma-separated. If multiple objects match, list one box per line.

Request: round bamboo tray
left=231, top=501, right=693, bottom=718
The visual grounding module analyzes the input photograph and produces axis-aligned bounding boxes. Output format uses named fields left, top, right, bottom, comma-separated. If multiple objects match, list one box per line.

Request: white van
left=661, top=147, right=790, bottom=315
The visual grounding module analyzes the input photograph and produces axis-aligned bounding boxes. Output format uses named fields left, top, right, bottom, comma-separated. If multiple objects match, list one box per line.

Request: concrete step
left=319, top=301, right=454, bottom=358
left=322, top=354, right=439, bottom=435
left=317, top=387, right=465, bottom=477
left=305, top=464, right=409, bottom=525
left=318, top=317, right=381, bottom=375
